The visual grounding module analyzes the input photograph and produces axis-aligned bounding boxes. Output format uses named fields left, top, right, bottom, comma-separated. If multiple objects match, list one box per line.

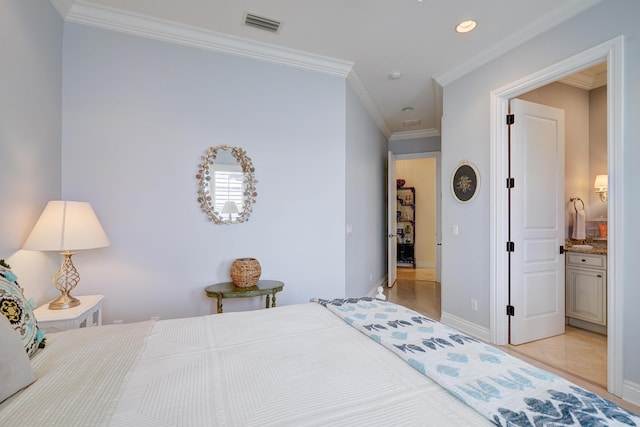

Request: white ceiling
left=50, top=0, right=602, bottom=138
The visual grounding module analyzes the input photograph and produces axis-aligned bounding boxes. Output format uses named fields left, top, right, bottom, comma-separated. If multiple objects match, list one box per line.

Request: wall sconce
left=594, top=174, right=608, bottom=202
left=23, top=201, right=110, bottom=309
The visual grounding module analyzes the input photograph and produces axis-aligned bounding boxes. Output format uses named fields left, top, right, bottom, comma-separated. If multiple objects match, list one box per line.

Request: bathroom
left=512, top=62, right=609, bottom=386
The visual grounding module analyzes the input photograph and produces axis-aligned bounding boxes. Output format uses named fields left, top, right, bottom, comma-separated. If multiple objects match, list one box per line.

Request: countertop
left=565, top=239, right=607, bottom=255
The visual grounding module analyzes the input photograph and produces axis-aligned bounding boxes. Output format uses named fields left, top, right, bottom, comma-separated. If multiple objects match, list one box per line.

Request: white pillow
left=0, top=314, right=36, bottom=402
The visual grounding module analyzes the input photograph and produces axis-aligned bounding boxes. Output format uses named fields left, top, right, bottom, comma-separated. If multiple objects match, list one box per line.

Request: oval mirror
left=196, top=145, right=257, bottom=224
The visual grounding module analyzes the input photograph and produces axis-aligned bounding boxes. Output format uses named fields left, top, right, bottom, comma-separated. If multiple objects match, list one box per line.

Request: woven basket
left=230, top=258, right=261, bottom=288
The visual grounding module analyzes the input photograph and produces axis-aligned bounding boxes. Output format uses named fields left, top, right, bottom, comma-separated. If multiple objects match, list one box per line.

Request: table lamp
left=221, top=200, right=239, bottom=221
left=23, top=201, right=110, bottom=309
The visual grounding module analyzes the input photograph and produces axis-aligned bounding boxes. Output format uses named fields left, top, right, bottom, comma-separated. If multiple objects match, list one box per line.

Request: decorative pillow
left=0, top=313, right=36, bottom=402
left=0, top=261, right=44, bottom=357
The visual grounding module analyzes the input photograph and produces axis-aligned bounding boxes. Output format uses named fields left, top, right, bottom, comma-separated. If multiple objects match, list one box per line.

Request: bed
left=2, top=294, right=639, bottom=426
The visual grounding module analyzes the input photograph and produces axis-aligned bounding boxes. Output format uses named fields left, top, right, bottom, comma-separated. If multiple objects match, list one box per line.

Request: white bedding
left=1, top=303, right=490, bottom=426
left=0, top=320, right=154, bottom=426
left=317, top=298, right=640, bottom=426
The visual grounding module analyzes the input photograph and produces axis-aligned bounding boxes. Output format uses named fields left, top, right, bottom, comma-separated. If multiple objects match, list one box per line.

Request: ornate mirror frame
left=196, top=145, right=257, bottom=224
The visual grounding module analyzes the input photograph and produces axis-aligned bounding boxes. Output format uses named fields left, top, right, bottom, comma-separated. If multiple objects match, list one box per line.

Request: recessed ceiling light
left=389, top=72, right=402, bottom=80
left=456, top=19, right=477, bottom=34
left=402, top=107, right=414, bottom=112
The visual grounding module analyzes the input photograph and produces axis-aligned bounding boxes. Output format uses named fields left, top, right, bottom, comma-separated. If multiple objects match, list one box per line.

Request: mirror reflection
left=196, top=145, right=257, bottom=224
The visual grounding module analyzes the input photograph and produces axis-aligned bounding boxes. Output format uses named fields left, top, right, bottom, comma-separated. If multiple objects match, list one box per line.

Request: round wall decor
left=451, top=161, right=479, bottom=203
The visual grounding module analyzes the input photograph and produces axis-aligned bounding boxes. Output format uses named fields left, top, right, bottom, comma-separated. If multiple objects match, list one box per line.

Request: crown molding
left=389, top=129, right=440, bottom=141
left=559, top=69, right=607, bottom=90
left=65, top=1, right=354, bottom=78
left=49, top=0, right=76, bottom=18
left=347, top=68, right=391, bottom=138
left=62, top=1, right=395, bottom=136
left=559, top=72, right=596, bottom=90
left=434, top=0, right=603, bottom=87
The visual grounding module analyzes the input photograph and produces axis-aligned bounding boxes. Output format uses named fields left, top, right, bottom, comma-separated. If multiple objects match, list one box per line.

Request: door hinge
left=506, top=305, right=515, bottom=316
left=506, top=114, right=515, bottom=125
left=506, top=241, right=515, bottom=252
left=559, top=245, right=565, bottom=254
left=506, top=177, right=515, bottom=188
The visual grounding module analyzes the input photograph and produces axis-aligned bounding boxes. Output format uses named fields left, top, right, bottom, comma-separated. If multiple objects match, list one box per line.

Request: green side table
left=205, top=280, right=284, bottom=313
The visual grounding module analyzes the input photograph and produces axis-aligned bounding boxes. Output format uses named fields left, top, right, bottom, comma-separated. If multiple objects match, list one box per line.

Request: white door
left=435, top=153, right=442, bottom=283
left=387, top=151, right=398, bottom=287
left=509, top=99, right=565, bottom=345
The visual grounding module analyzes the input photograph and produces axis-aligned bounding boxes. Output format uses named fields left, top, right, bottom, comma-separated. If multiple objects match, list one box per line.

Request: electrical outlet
left=151, top=316, right=160, bottom=321
left=113, top=319, right=123, bottom=324
left=470, top=299, right=478, bottom=311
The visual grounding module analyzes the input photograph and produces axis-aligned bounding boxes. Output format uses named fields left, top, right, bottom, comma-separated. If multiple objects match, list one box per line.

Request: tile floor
left=384, top=268, right=640, bottom=414
left=507, top=326, right=607, bottom=387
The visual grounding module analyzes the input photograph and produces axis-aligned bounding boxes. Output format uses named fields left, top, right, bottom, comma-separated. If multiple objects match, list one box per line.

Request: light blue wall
left=441, top=0, right=640, bottom=386
left=61, top=23, right=354, bottom=323
left=345, top=82, right=387, bottom=297
left=0, top=4, right=389, bottom=322
left=0, top=0, right=63, bottom=302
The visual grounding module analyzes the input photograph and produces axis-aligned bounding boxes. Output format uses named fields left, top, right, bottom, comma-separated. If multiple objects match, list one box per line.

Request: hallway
left=386, top=267, right=440, bottom=321
left=383, top=268, right=639, bottom=414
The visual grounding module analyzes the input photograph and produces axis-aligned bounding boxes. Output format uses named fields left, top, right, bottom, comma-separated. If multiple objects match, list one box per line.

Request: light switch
left=452, top=225, right=459, bottom=236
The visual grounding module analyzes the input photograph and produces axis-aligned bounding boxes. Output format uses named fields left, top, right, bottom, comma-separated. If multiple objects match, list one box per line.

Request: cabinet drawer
left=566, top=253, right=606, bottom=269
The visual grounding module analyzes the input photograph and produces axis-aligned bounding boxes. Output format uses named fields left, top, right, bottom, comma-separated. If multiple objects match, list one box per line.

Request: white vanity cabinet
left=565, top=252, right=606, bottom=327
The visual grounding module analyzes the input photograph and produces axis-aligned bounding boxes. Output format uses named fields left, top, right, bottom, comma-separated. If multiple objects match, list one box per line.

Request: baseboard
left=416, top=261, right=435, bottom=269
left=567, top=317, right=607, bottom=335
left=439, top=311, right=491, bottom=343
left=623, top=380, right=640, bottom=407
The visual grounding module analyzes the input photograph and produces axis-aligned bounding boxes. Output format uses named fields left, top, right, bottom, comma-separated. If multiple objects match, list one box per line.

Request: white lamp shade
left=221, top=200, right=239, bottom=214
left=594, top=174, right=608, bottom=190
left=23, top=201, right=110, bottom=251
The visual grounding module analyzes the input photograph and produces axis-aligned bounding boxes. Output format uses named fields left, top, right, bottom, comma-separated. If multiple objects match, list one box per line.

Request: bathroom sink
left=571, top=244, right=593, bottom=250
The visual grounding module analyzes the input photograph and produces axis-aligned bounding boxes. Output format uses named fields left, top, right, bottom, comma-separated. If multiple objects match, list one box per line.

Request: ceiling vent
left=244, top=13, right=281, bottom=33
left=402, top=119, right=422, bottom=128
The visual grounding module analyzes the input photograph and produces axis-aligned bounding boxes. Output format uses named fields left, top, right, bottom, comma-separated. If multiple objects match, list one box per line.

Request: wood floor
left=388, top=268, right=440, bottom=321
left=384, top=268, right=640, bottom=414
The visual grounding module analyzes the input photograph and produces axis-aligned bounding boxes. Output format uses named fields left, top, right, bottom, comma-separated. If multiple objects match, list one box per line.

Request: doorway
left=392, top=153, right=440, bottom=285
left=506, top=68, right=608, bottom=387
left=489, top=37, right=623, bottom=395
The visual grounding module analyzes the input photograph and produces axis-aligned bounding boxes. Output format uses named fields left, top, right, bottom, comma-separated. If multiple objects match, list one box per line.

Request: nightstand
left=33, top=294, right=104, bottom=333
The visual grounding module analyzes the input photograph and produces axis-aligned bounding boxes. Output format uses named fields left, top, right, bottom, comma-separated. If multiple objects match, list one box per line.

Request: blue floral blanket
left=313, top=297, right=640, bottom=427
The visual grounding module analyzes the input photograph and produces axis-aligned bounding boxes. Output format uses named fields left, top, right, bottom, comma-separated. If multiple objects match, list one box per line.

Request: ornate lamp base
left=48, top=293, right=80, bottom=310
left=49, top=251, right=82, bottom=310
